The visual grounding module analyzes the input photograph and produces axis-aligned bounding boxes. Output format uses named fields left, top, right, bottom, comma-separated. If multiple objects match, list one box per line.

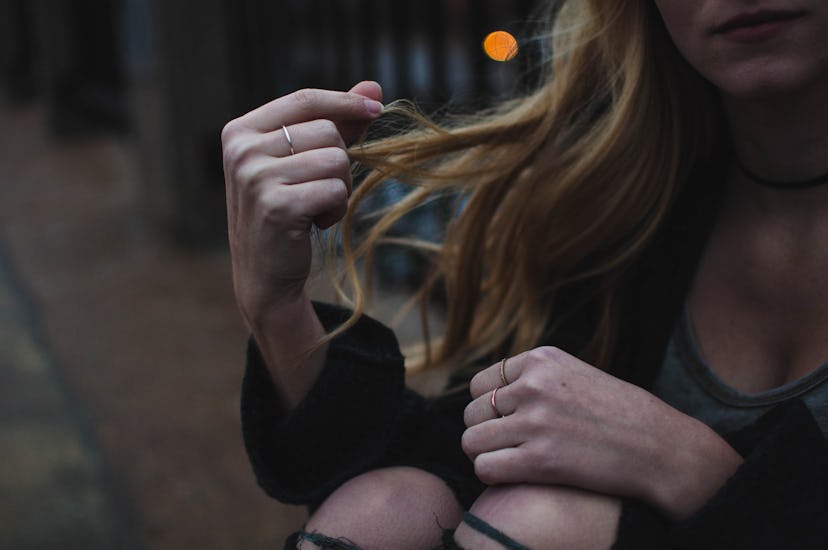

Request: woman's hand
left=221, top=82, right=384, bottom=407
left=462, top=346, right=744, bottom=519
left=222, top=81, right=384, bottom=326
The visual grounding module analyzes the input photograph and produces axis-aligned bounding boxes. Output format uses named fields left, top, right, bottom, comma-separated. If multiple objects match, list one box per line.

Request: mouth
left=713, top=9, right=807, bottom=35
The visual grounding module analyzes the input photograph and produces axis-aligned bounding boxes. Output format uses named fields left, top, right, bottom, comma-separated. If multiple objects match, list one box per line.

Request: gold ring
left=499, top=357, right=510, bottom=386
left=490, top=386, right=504, bottom=418
left=282, top=125, right=295, bottom=155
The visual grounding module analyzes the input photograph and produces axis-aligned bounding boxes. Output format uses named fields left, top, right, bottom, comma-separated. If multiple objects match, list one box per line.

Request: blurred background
left=0, top=0, right=542, bottom=548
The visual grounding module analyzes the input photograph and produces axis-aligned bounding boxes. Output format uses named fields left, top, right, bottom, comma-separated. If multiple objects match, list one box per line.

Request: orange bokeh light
left=483, top=31, right=519, bottom=62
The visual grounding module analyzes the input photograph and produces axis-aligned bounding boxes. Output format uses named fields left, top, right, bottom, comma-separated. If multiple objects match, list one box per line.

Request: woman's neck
left=723, top=75, right=828, bottom=183
left=722, top=75, right=828, bottom=214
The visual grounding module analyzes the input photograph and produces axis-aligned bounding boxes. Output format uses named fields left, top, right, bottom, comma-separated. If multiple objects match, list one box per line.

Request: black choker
left=736, top=157, right=828, bottom=190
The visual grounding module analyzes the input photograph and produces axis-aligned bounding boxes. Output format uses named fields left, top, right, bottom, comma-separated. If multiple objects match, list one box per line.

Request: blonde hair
left=330, top=0, right=722, bottom=373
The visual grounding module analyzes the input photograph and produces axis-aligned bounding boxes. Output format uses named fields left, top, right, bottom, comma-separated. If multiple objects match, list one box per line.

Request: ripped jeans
left=285, top=512, right=530, bottom=550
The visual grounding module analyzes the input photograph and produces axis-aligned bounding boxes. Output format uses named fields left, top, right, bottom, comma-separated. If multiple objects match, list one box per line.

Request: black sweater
left=241, top=159, right=828, bottom=548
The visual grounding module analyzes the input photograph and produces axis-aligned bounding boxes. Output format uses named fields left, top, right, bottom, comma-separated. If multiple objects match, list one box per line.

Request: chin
left=713, top=62, right=828, bottom=101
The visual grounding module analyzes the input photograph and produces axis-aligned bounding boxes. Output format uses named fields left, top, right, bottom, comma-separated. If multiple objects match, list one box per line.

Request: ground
left=0, top=103, right=305, bottom=549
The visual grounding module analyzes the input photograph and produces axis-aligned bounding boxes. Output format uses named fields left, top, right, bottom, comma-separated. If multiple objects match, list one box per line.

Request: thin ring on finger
left=490, top=387, right=504, bottom=418
left=282, top=125, right=296, bottom=156
left=499, top=357, right=510, bottom=387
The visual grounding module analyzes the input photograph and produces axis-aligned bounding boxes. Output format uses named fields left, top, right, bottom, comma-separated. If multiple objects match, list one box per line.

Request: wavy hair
left=328, top=0, right=723, bottom=373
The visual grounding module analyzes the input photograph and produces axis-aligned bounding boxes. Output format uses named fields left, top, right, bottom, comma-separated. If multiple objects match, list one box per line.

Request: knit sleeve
left=670, top=398, right=828, bottom=549
left=613, top=399, right=828, bottom=549
left=240, top=302, right=482, bottom=509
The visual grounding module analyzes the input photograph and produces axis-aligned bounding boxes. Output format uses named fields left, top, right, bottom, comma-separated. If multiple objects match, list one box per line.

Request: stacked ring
left=499, top=357, right=510, bottom=387
left=490, top=357, right=511, bottom=417
left=491, top=386, right=504, bottom=418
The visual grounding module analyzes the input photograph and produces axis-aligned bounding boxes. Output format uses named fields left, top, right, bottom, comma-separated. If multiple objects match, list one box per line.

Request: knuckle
left=532, top=346, right=565, bottom=363
left=320, top=178, right=348, bottom=204
left=259, top=189, right=292, bottom=222
left=537, top=452, right=562, bottom=480
left=523, top=407, right=549, bottom=431
left=524, top=347, right=546, bottom=366
left=222, top=138, right=256, bottom=174
left=220, top=119, right=242, bottom=144
left=293, top=88, right=320, bottom=112
left=322, top=147, right=352, bottom=171
left=316, top=119, right=341, bottom=143
left=519, top=368, right=544, bottom=393
left=237, top=161, right=271, bottom=187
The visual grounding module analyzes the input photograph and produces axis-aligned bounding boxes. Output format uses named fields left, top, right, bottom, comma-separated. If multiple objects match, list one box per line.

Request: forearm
left=650, top=414, right=743, bottom=520
left=248, top=292, right=328, bottom=410
left=223, top=84, right=385, bottom=409
left=617, top=400, right=828, bottom=549
left=241, top=302, right=414, bottom=505
left=672, top=399, right=828, bottom=548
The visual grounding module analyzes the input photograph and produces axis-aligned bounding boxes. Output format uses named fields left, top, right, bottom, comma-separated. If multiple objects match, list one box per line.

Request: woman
left=222, top=0, right=828, bottom=548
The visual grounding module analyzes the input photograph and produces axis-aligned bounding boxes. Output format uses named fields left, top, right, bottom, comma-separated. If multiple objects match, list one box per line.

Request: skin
left=456, top=3, right=828, bottom=542
left=222, top=1, right=828, bottom=547
left=462, top=0, right=828, bottom=528
left=462, top=348, right=742, bottom=520
left=222, top=82, right=384, bottom=407
left=653, top=1, right=828, bottom=391
left=454, top=485, right=621, bottom=549
left=654, top=0, right=828, bottom=179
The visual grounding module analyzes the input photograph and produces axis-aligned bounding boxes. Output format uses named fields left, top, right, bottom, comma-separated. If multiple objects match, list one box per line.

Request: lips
left=713, top=9, right=806, bottom=34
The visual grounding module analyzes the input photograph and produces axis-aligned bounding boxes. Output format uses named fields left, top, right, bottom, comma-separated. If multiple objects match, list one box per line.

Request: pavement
left=0, top=103, right=305, bottom=549
left=0, top=98, right=449, bottom=549
left=0, top=243, right=139, bottom=549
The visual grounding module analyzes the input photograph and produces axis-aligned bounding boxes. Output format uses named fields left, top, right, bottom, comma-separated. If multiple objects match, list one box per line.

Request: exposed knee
left=302, top=467, right=463, bottom=550
left=453, top=484, right=620, bottom=550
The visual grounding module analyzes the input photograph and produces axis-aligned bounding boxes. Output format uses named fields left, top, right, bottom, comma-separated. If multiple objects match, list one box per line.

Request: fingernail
left=364, top=99, right=384, bottom=115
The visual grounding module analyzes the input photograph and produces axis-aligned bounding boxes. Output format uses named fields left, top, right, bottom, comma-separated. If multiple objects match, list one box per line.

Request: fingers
left=348, top=80, right=383, bottom=103
left=239, top=177, right=348, bottom=244
left=222, top=84, right=382, bottom=326
left=470, top=355, right=522, bottom=400
left=472, top=448, right=534, bottom=485
left=237, top=85, right=384, bottom=135
left=339, top=81, right=385, bottom=143
left=239, top=152, right=351, bottom=227
left=462, top=415, right=522, bottom=459
left=280, top=178, right=350, bottom=230
left=226, top=122, right=349, bottom=190
left=260, top=119, right=347, bottom=159
left=469, top=346, right=580, bottom=399
left=243, top=146, right=353, bottom=192
left=464, top=384, right=518, bottom=427
left=224, top=82, right=384, bottom=215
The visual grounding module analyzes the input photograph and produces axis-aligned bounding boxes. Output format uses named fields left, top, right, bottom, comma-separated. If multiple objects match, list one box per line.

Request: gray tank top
left=652, top=308, right=828, bottom=437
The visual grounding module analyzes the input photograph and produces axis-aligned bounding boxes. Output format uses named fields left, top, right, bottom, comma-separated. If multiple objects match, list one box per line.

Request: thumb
left=348, top=80, right=383, bottom=104
left=340, top=81, right=384, bottom=144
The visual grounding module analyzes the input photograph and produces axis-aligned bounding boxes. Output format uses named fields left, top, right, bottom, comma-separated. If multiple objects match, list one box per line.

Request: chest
left=688, top=207, right=828, bottom=393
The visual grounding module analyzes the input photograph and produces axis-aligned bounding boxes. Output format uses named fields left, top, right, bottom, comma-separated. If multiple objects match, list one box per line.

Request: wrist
left=650, top=416, right=743, bottom=520
left=248, top=293, right=330, bottom=409
left=235, top=275, right=308, bottom=332
left=245, top=289, right=313, bottom=332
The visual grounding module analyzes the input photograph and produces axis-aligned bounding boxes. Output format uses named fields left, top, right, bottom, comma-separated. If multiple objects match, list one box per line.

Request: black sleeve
left=614, top=399, right=828, bottom=549
left=240, top=303, right=483, bottom=510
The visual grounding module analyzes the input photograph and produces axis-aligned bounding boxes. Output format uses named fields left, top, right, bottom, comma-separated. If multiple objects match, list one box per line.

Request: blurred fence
left=0, top=0, right=126, bottom=134
left=0, top=0, right=544, bottom=247
left=228, top=0, right=543, bottom=109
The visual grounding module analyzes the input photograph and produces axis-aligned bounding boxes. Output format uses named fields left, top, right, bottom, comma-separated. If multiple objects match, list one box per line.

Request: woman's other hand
left=221, top=82, right=384, bottom=407
left=222, top=82, right=383, bottom=325
left=462, top=346, right=744, bottom=519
